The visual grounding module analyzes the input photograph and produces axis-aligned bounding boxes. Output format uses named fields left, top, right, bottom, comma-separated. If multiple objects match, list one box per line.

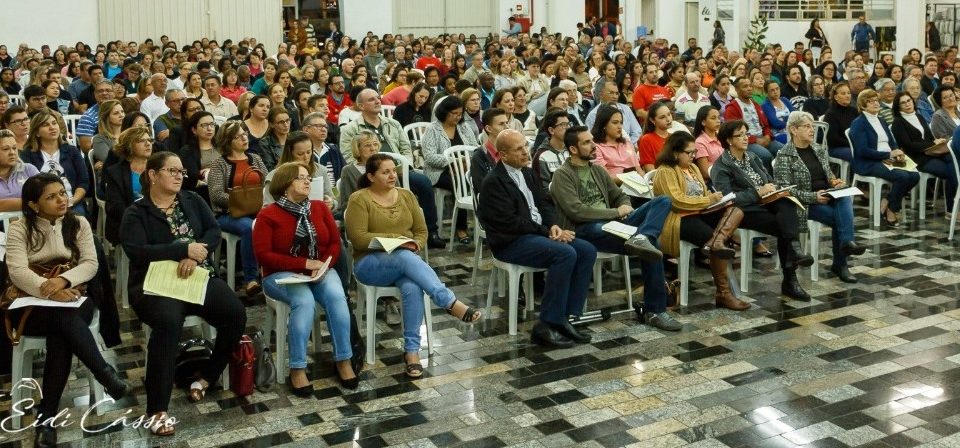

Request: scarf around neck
left=276, top=195, right=318, bottom=259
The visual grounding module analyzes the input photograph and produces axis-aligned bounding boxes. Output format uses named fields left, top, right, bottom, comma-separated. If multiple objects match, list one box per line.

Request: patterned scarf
left=275, top=196, right=318, bottom=260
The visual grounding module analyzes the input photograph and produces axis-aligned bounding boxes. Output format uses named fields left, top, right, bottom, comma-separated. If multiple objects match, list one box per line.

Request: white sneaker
left=385, top=301, right=401, bottom=325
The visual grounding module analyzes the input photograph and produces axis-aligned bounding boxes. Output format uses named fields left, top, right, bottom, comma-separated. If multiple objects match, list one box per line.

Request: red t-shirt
left=637, top=132, right=666, bottom=167
left=327, top=93, right=353, bottom=123
left=632, top=83, right=671, bottom=112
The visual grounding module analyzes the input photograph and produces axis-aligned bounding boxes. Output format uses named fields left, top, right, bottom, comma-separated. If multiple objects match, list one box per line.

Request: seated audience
left=760, top=80, right=793, bottom=144
left=253, top=162, right=358, bottom=393
left=477, top=130, right=596, bottom=348
left=651, top=132, right=750, bottom=310
left=0, top=129, right=39, bottom=210
left=823, top=81, right=857, bottom=162
left=712, top=119, right=814, bottom=301
left=121, top=151, right=245, bottom=436
left=930, top=86, right=960, bottom=140
left=723, top=77, right=782, bottom=169
left=551, top=125, right=686, bottom=328
left=8, top=173, right=128, bottom=447
left=638, top=101, right=674, bottom=172
left=345, top=153, right=480, bottom=377
left=849, top=89, right=920, bottom=227
left=773, top=111, right=867, bottom=283
left=22, top=109, right=89, bottom=216
left=207, top=121, right=268, bottom=295
left=104, top=126, right=152, bottom=246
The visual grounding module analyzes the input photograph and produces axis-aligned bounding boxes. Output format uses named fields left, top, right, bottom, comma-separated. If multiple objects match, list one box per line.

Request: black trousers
left=12, top=298, right=105, bottom=417
left=738, top=200, right=802, bottom=266
left=131, top=278, right=246, bottom=414
left=434, top=170, right=469, bottom=231
left=678, top=212, right=726, bottom=248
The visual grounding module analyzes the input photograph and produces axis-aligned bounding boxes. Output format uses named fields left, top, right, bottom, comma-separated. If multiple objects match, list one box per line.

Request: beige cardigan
left=6, top=217, right=98, bottom=298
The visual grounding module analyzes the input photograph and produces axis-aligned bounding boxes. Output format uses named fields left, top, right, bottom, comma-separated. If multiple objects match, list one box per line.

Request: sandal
left=245, top=281, right=262, bottom=297
left=754, top=242, right=773, bottom=257
left=187, top=380, right=208, bottom=403
left=403, top=353, right=423, bottom=379
left=447, top=299, right=481, bottom=323
left=148, top=412, right=176, bottom=436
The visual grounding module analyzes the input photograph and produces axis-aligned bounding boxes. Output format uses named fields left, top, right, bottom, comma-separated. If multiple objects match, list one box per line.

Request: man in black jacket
left=477, top=130, right=597, bottom=348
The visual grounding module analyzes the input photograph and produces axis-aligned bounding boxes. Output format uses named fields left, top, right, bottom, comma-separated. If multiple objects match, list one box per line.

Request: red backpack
left=229, top=335, right=256, bottom=396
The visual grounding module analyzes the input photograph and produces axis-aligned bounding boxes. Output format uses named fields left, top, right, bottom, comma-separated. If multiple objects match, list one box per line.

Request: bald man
left=140, top=73, right=170, bottom=121
left=477, top=130, right=597, bottom=348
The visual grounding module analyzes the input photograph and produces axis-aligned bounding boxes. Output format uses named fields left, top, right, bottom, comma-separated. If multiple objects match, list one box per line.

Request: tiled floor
left=4, top=201, right=960, bottom=447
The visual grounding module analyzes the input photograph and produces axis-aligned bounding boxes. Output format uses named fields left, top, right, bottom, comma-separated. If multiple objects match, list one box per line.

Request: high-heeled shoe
left=288, top=375, right=314, bottom=397
left=337, top=370, right=360, bottom=390
left=34, top=411, right=57, bottom=448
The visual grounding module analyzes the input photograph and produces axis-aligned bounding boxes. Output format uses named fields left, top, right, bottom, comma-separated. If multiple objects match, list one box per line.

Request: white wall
left=342, top=0, right=393, bottom=36
left=654, top=0, right=684, bottom=45
left=544, top=0, right=579, bottom=40
left=763, top=19, right=894, bottom=60
left=5, top=0, right=100, bottom=49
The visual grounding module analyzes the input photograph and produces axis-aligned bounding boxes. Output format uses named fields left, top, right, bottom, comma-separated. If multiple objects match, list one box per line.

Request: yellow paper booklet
left=143, top=261, right=210, bottom=305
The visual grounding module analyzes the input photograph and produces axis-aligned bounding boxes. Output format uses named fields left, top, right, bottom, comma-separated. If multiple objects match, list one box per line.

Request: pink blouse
left=594, top=140, right=640, bottom=176
left=695, top=132, right=724, bottom=164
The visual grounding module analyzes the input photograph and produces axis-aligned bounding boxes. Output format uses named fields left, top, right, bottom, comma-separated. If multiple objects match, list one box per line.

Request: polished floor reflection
left=3, top=201, right=960, bottom=447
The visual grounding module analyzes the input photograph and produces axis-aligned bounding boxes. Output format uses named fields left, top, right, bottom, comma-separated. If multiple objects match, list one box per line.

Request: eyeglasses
left=159, top=168, right=188, bottom=178
left=9, top=117, right=29, bottom=125
left=198, top=122, right=216, bottom=129
left=234, top=133, right=249, bottom=141
left=295, top=174, right=311, bottom=182
left=554, top=122, right=571, bottom=128
left=274, top=119, right=291, bottom=126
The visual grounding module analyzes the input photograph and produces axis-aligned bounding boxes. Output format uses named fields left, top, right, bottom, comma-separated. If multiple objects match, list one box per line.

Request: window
left=718, top=0, right=734, bottom=20
left=757, top=0, right=893, bottom=21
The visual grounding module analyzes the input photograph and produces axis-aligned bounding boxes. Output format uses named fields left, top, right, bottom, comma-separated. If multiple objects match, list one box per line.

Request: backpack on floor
left=174, top=338, right=214, bottom=388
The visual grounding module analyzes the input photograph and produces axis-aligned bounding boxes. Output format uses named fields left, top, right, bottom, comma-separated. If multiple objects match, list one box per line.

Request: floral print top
left=164, top=201, right=212, bottom=272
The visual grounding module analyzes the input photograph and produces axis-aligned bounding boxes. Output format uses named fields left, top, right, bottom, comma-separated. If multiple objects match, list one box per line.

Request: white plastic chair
left=592, top=252, right=632, bottom=308
left=948, top=140, right=960, bottom=240
left=64, top=114, right=83, bottom=147
left=805, top=220, right=823, bottom=281
left=916, top=172, right=941, bottom=220
left=213, top=115, right=228, bottom=126
left=380, top=104, right=396, bottom=120
left=442, top=145, right=476, bottom=246
left=10, top=310, right=107, bottom=429
left=677, top=240, right=741, bottom=307
left=737, top=228, right=780, bottom=293
left=485, top=259, right=546, bottom=336
left=262, top=291, right=325, bottom=384
left=8, top=94, right=24, bottom=106
left=356, top=283, right=434, bottom=365
left=404, top=122, right=430, bottom=148
left=115, top=247, right=130, bottom=309
left=0, top=210, right=23, bottom=232
left=213, top=231, right=243, bottom=291
left=816, top=121, right=849, bottom=182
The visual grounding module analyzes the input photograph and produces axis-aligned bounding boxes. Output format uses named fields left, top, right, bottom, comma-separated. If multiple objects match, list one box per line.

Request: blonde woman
left=91, top=99, right=124, bottom=173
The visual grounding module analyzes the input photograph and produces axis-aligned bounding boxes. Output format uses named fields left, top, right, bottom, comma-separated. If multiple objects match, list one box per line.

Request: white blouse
left=864, top=112, right=891, bottom=152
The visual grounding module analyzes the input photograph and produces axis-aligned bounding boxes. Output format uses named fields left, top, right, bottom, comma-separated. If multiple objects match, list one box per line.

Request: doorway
left=685, top=2, right=698, bottom=42
left=584, top=0, right=620, bottom=23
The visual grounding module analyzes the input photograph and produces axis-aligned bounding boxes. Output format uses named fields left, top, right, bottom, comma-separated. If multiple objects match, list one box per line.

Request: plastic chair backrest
left=443, top=145, right=474, bottom=202
left=813, top=121, right=828, bottom=148
left=384, top=152, right=411, bottom=190
left=404, top=122, right=430, bottom=147
left=380, top=105, right=396, bottom=119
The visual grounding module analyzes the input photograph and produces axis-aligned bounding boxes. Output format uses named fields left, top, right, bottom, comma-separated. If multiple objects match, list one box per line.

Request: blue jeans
left=807, top=196, right=855, bottom=269
left=574, top=196, right=671, bottom=313
left=853, top=160, right=920, bottom=212
left=492, top=235, right=597, bottom=326
left=263, top=270, right=351, bottom=366
left=920, top=156, right=959, bottom=213
left=405, top=171, right=439, bottom=234
left=828, top=146, right=853, bottom=162
left=216, top=215, right=259, bottom=283
left=747, top=139, right=783, bottom=171
left=354, top=250, right=454, bottom=353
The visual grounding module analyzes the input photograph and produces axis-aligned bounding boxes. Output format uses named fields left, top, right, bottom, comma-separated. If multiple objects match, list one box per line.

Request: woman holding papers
left=849, top=89, right=920, bottom=228
left=773, top=111, right=867, bottom=283
left=345, top=153, right=481, bottom=379
left=7, top=173, right=128, bottom=446
left=254, top=162, right=357, bottom=392
left=652, top=132, right=751, bottom=311
left=891, top=92, right=959, bottom=219
left=712, top=120, right=814, bottom=301
left=103, top=126, right=152, bottom=246
left=121, top=151, right=246, bottom=436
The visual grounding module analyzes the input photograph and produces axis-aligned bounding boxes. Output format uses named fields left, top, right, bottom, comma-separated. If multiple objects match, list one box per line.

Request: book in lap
left=276, top=256, right=333, bottom=285
left=368, top=236, right=414, bottom=254
left=143, top=261, right=210, bottom=305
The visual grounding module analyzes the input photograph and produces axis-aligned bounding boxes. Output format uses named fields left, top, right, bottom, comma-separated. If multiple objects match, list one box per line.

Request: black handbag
left=348, top=301, right=365, bottom=376
left=174, top=338, right=214, bottom=388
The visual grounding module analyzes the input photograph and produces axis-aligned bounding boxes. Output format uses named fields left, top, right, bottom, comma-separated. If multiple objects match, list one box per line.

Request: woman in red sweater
left=253, top=162, right=358, bottom=394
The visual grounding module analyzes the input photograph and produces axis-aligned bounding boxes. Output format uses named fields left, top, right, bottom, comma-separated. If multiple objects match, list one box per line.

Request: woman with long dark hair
left=8, top=173, right=128, bottom=446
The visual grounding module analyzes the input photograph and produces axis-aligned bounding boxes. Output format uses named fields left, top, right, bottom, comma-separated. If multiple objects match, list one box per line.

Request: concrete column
left=341, top=0, right=393, bottom=36
left=655, top=0, right=685, bottom=45
left=895, top=0, right=926, bottom=61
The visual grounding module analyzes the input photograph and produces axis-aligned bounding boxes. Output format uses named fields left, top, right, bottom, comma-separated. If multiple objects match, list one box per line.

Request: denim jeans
left=216, top=214, right=259, bottom=283
left=920, top=157, right=959, bottom=213
left=263, top=270, right=351, bottom=366
left=853, top=160, right=921, bottom=212
left=492, top=235, right=597, bottom=325
left=807, top=196, right=855, bottom=269
left=354, top=250, right=455, bottom=353
left=405, top=171, right=439, bottom=234
left=574, top=196, right=671, bottom=313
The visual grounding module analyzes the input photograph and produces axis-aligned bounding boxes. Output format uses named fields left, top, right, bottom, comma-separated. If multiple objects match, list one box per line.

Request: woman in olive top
left=345, top=153, right=481, bottom=379
left=652, top=132, right=750, bottom=311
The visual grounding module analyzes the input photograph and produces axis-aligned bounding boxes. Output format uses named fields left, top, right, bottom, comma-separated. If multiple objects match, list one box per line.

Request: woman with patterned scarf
left=253, top=161, right=358, bottom=394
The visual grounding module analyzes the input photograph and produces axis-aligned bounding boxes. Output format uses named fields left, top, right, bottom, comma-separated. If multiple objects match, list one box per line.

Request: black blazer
left=477, top=162, right=555, bottom=253
left=891, top=115, right=937, bottom=169
left=711, top=150, right=774, bottom=212
left=120, top=190, right=221, bottom=305
left=103, top=160, right=137, bottom=245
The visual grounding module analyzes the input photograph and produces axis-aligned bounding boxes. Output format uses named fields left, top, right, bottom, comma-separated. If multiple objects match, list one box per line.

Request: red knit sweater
left=252, top=201, right=341, bottom=278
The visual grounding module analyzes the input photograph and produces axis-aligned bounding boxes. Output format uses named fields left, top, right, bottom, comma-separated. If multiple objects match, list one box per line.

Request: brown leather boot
left=711, top=256, right=750, bottom=310
left=704, top=207, right=743, bottom=259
